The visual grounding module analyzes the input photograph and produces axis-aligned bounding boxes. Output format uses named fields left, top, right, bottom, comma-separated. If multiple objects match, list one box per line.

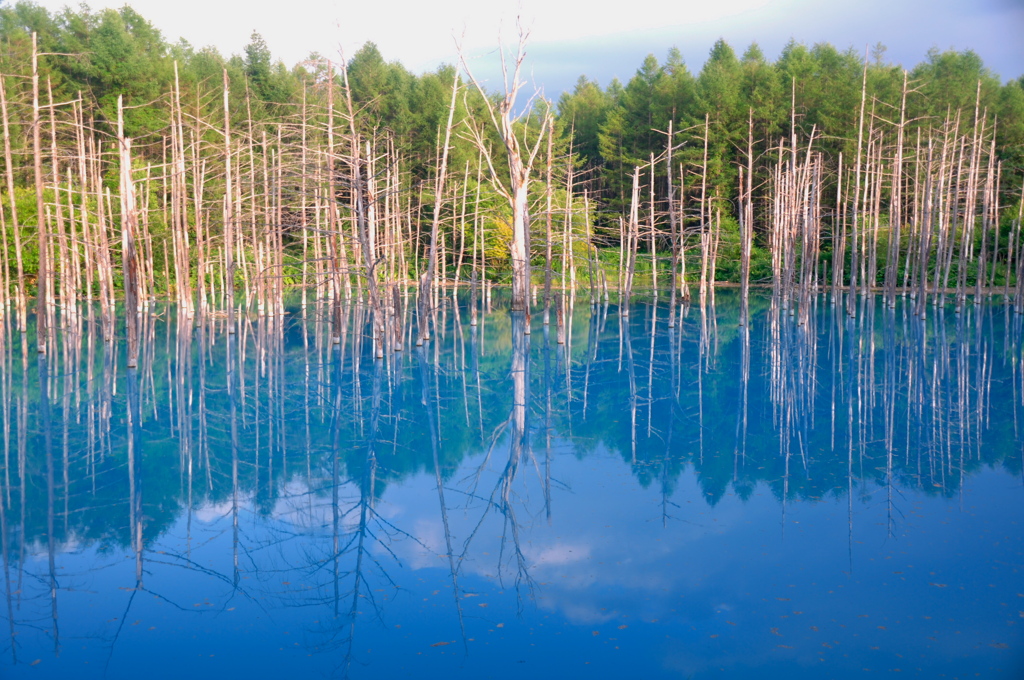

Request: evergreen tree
left=347, top=42, right=414, bottom=141
left=695, top=39, right=743, bottom=200
left=557, top=75, right=611, bottom=169
left=599, top=54, right=666, bottom=213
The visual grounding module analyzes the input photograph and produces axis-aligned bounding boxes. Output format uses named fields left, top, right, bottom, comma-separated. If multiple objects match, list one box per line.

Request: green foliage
left=0, top=1, right=1019, bottom=295
left=243, top=32, right=294, bottom=108
left=347, top=42, right=414, bottom=138
left=557, top=76, right=612, bottom=168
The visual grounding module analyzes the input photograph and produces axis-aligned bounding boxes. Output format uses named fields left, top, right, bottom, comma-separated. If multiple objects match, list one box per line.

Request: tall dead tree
left=739, top=109, right=754, bottom=327
left=847, top=55, right=869, bottom=318
left=117, top=96, right=140, bottom=368
left=418, top=67, right=459, bottom=344
left=0, top=75, right=26, bottom=332
left=32, top=33, right=49, bottom=353
left=223, top=69, right=235, bottom=332
left=338, top=56, right=387, bottom=357
left=461, top=25, right=549, bottom=313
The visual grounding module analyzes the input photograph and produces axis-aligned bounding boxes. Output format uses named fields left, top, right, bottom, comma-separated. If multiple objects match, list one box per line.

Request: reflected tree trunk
left=39, top=353, right=59, bottom=655
left=416, top=344, right=468, bottom=650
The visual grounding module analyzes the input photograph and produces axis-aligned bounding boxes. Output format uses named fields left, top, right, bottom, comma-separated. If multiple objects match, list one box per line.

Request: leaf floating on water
left=776, top=597, right=790, bottom=601
left=989, top=642, right=1009, bottom=649
left=618, top=625, right=628, bottom=630
left=496, top=624, right=504, bottom=628
left=928, top=583, right=948, bottom=588
left=770, top=628, right=782, bottom=637
left=30, top=660, right=41, bottom=666
left=431, top=641, right=450, bottom=647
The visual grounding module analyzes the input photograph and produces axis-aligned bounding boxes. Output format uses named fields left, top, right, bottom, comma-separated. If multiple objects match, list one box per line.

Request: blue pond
left=0, top=289, right=1022, bottom=679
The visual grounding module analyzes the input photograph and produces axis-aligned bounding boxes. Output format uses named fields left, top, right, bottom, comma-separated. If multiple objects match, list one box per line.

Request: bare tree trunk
left=223, top=69, right=235, bottom=331
left=885, top=72, right=908, bottom=307
left=1012, top=180, right=1024, bottom=310
left=584, top=190, right=597, bottom=306
left=847, top=56, right=868, bottom=318
left=118, top=96, right=140, bottom=368
left=460, top=27, right=549, bottom=315
left=337, top=57, right=387, bottom=358
left=699, top=114, right=709, bottom=307
left=740, top=109, right=753, bottom=327
left=649, top=153, right=657, bottom=295
left=418, top=68, right=459, bottom=344
left=543, top=116, right=554, bottom=324
left=624, top=165, right=640, bottom=308
left=563, top=141, right=576, bottom=292
left=454, top=159, right=469, bottom=285
left=32, top=33, right=49, bottom=353
left=0, top=76, right=26, bottom=332
left=976, top=132, right=996, bottom=302
left=1004, top=180, right=1022, bottom=302
left=509, top=147, right=535, bottom=312
left=665, top=121, right=678, bottom=327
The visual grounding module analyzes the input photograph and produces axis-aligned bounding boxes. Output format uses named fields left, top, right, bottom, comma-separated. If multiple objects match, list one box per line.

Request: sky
left=23, top=0, right=1024, bottom=97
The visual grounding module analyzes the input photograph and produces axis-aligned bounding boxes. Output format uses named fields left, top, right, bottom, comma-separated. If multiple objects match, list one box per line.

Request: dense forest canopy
left=0, top=0, right=1020, bottom=313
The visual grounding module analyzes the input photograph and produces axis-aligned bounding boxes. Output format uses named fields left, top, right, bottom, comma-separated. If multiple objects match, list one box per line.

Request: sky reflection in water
left=1, top=290, right=1022, bottom=679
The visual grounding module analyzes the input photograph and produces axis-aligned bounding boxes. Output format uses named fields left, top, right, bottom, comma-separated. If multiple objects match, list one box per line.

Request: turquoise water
left=0, top=290, right=1021, bottom=679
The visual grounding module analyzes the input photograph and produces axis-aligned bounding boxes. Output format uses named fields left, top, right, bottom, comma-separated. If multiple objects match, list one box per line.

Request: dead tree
left=32, top=33, right=49, bottom=353
left=418, top=68, right=459, bottom=344
left=460, top=24, right=550, bottom=313
left=117, top=96, right=141, bottom=368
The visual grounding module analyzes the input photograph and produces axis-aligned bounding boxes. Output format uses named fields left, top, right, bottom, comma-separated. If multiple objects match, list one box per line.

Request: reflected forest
left=3, top=291, right=1023, bottom=676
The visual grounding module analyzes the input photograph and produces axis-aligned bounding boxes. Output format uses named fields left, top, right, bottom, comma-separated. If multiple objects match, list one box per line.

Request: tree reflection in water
left=0, top=288, right=1020, bottom=677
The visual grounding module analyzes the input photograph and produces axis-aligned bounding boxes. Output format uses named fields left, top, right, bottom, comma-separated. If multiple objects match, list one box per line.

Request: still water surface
left=1, top=290, right=1022, bottom=678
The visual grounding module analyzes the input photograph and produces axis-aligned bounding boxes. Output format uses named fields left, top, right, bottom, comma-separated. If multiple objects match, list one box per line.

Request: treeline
left=561, top=41, right=1024, bottom=208
left=0, top=1, right=1022, bottom=331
